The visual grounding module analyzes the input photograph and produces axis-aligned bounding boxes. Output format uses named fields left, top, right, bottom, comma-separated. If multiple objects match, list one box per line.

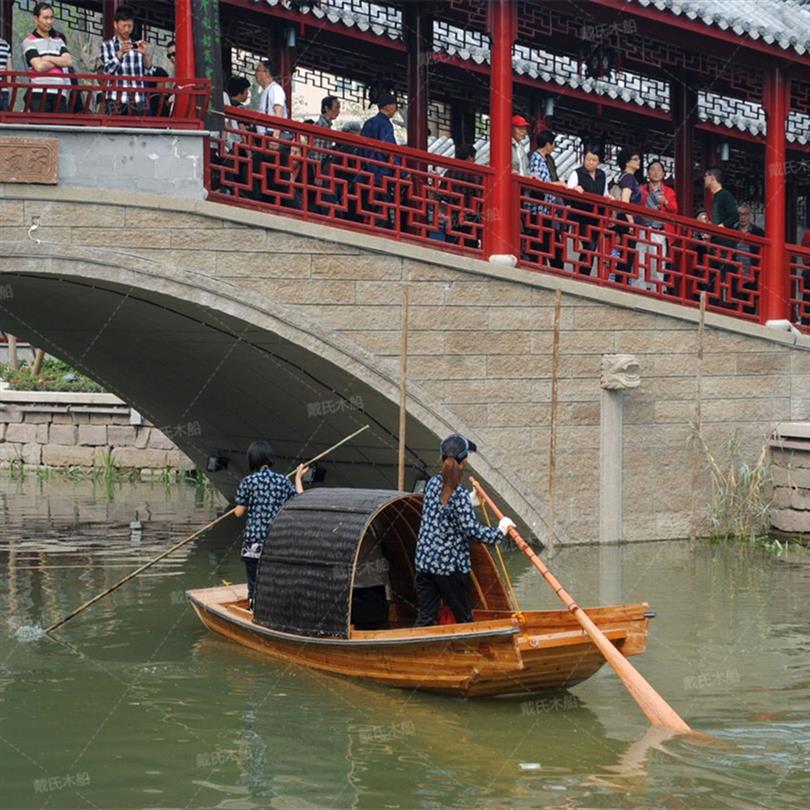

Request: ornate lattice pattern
left=793, top=80, right=810, bottom=117
left=517, top=173, right=763, bottom=323
left=294, top=66, right=369, bottom=106
left=208, top=107, right=490, bottom=255
left=433, top=18, right=487, bottom=55
left=15, top=0, right=104, bottom=37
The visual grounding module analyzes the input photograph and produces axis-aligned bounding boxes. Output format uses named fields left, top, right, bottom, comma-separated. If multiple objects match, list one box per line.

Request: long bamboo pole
left=689, top=292, right=706, bottom=551
left=470, top=477, right=691, bottom=733
left=397, top=287, right=409, bottom=491
left=547, top=289, right=562, bottom=552
left=44, top=508, right=237, bottom=635
left=45, top=426, right=371, bottom=635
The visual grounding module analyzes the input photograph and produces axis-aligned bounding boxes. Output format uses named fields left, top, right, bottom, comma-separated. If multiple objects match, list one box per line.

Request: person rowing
left=413, top=434, right=515, bottom=626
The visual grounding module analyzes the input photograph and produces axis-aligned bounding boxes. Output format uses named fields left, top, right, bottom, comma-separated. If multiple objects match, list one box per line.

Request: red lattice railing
left=0, top=72, right=210, bottom=129
left=206, top=106, right=492, bottom=257
left=789, top=244, right=810, bottom=329
left=516, top=176, right=769, bottom=323
left=203, top=107, right=810, bottom=329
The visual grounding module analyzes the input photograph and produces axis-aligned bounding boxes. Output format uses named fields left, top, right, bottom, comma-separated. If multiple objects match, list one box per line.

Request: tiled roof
left=272, top=0, right=809, bottom=141
left=629, top=0, right=810, bottom=55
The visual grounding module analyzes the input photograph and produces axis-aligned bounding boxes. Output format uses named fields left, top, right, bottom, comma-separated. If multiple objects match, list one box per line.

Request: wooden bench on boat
left=188, top=488, right=652, bottom=698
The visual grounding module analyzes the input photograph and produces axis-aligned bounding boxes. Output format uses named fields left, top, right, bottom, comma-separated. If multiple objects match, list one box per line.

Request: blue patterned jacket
left=415, top=475, right=503, bottom=575
left=235, top=468, right=297, bottom=559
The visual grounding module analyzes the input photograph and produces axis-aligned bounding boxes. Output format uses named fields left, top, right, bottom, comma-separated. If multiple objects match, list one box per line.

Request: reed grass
left=692, top=427, right=772, bottom=543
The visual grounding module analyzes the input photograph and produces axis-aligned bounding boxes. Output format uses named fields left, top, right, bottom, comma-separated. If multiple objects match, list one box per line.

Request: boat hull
left=188, top=584, right=651, bottom=698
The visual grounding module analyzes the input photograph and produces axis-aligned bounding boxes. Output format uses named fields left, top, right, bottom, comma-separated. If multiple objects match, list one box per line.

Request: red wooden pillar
left=175, top=0, right=195, bottom=81
left=762, top=61, right=790, bottom=323
left=404, top=1, right=431, bottom=150
left=485, top=0, right=518, bottom=261
left=671, top=75, right=696, bottom=218
left=173, top=0, right=195, bottom=117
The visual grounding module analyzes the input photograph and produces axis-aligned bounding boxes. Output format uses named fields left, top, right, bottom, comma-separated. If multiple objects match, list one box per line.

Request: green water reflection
left=1, top=479, right=809, bottom=808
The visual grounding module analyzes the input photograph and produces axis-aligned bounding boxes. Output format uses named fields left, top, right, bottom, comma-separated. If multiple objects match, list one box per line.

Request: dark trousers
left=530, top=219, right=564, bottom=269
left=243, top=557, right=259, bottom=608
left=414, top=570, right=473, bottom=626
left=27, top=91, right=67, bottom=114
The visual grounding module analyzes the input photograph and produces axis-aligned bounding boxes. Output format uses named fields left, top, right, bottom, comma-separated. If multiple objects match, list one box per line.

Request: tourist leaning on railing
left=22, top=2, right=73, bottom=114
left=638, top=160, right=679, bottom=292
left=99, top=4, right=155, bottom=116
left=615, top=148, right=643, bottom=286
left=566, top=145, right=611, bottom=276
left=528, top=130, right=567, bottom=269
left=704, top=167, right=739, bottom=308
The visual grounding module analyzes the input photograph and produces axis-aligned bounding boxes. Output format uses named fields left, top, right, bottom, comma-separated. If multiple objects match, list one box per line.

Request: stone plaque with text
left=0, top=138, right=59, bottom=184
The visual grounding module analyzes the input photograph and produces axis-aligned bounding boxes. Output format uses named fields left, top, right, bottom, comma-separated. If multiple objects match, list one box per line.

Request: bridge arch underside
left=0, top=255, right=546, bottom=540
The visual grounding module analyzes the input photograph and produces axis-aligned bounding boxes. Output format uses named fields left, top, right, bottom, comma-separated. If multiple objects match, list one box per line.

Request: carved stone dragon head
left=600, top=354, right=641, bottom=390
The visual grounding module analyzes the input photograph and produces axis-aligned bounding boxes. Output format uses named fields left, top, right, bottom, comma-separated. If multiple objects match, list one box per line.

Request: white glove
left=498, top=516, right=515, bottom=536
left=469, top=489, right=480, bottom=508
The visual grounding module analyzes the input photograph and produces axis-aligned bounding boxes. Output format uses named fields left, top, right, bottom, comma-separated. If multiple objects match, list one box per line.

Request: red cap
left=511, top=115, right=530, bottom=127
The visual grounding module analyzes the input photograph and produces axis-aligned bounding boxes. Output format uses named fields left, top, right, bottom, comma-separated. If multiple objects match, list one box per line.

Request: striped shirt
left=22, top=31, right=70, bottom=91
left=0, top=38, right=10, bottom=72
left=100, top=36, right=155, bottom=103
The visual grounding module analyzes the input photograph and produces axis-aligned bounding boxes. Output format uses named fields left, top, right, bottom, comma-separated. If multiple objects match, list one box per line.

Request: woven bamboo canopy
left=253, top=488, right=423, bottom=638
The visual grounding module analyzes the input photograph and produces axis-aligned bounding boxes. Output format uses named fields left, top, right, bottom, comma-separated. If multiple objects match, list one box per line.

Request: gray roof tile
left=630, top=0, right=810, bottom=55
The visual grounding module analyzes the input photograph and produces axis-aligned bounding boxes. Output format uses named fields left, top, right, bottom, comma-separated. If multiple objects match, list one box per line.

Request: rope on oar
left=43, top=508, right=237, bottom=635
left=470, top=477, right=691, bottom=734
left=479, top=498, right=524, bottom=621
left=44, top=425, right=372, bottom=636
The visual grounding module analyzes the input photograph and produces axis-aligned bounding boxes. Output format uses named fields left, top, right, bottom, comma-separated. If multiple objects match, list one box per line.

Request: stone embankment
left=0, top=391, right=193, bottom=474
left=770, top=422, right=810, bottom=534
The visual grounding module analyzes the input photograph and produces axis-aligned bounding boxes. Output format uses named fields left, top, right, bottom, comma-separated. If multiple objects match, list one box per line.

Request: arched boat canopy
left=253, top=488, right=423, bottom=638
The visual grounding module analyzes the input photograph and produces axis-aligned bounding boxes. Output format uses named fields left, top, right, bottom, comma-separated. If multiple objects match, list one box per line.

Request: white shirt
left=256, top=81, right=287, bottom=134
left=511, top=138, right=529, bottom=176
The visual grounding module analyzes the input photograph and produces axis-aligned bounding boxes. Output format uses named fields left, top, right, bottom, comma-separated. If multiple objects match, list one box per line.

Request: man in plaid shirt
left=99, top=5, right=154, bottom=115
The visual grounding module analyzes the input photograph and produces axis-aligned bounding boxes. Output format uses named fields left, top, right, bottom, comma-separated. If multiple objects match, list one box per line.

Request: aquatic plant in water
left=693, top=428, right=771, bottom=543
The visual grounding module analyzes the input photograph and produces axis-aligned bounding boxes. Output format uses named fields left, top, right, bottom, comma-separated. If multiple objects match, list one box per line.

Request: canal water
left=1, top=478, right=809, bottom=809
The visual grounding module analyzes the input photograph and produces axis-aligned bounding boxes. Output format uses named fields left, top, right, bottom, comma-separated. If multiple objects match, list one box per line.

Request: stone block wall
left=0, top=392, right=194, bottom=473
left=3, top=186, right=810, bottom=541
left=770, top=423, right=810, bottom=534
left=0, top=127, right=205, bottom=199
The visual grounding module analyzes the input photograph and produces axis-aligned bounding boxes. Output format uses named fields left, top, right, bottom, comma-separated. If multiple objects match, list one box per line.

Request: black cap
left=376, top=92, right=397, bottom=107
left=440, top=434, right=477, bottom=462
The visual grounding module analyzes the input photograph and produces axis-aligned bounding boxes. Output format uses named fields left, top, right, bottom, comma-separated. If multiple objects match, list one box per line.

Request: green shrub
left=0, top=358, right=105, bottom=393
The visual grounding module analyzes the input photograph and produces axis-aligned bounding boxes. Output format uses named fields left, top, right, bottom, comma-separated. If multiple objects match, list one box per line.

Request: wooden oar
left=469, top=477, right=691, bottom=733
left=44, top=425, right=371, bottom=635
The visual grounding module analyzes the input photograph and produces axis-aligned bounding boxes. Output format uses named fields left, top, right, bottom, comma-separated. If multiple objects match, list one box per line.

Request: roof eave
left=588, top=0, right=810, bottom=66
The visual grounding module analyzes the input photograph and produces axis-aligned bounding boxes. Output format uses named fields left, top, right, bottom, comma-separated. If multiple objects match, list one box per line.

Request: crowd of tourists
left=2, top=2, right=786, bottom=306
left=0, top=3, right=176, bottom=116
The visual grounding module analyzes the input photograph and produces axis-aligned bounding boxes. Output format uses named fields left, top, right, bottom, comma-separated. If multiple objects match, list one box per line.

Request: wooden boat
left=188, top=489, right=654, bottom=698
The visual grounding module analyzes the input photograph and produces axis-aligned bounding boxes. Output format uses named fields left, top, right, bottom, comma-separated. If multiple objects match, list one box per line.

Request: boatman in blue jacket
left=414, top=434, right=515, bottom=626
left=360, top=91, right=400, bottom=227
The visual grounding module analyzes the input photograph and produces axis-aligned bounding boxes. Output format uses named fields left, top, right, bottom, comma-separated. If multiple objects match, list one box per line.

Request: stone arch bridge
left=2, top=184, right=809, bottom=544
